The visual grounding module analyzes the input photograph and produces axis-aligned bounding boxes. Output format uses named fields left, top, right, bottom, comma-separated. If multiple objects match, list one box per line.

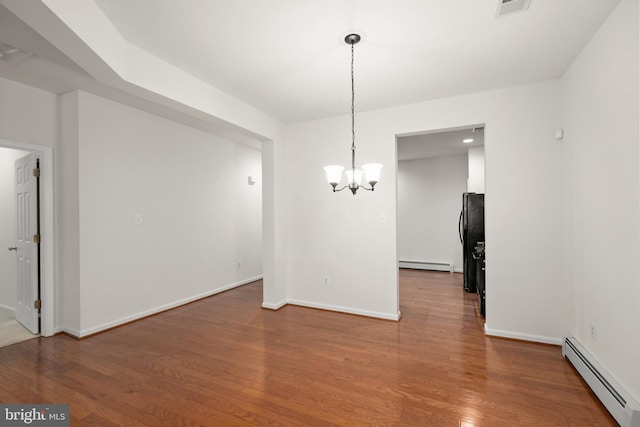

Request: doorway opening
left=396, top=124, right=486, bottom=315
left=0, top=139, right=54, bottom=338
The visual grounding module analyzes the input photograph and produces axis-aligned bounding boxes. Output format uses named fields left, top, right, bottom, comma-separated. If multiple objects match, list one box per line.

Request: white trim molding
left=262, top=301, right=287, bottom=310
left=0, top=304, right=16, bottom=314
left=286, top=299, right=401, bottom=321
left=485, top=324, right=562, bottom=345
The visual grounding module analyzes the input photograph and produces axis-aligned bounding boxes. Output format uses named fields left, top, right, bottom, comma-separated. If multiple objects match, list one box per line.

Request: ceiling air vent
left=496, top=0, right=532, bottom=18
left=0, top=42, right=33, bottom=64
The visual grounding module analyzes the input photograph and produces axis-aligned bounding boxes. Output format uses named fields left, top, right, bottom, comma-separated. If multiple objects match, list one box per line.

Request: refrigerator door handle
left=458, top=210, right=463, bottom=244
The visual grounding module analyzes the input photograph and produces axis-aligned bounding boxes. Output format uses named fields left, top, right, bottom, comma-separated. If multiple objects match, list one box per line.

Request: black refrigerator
left=459, top=193, right=484, bottom=293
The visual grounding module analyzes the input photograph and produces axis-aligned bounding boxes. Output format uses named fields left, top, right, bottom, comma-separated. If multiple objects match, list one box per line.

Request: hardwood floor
left=0, top=270, right=616, bottom=426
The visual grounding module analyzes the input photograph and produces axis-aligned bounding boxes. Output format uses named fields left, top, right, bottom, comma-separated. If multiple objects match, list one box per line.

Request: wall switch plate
left=323, top=276, right=329, bottom=286
left=134, top=214, right=143, bottom=225
left=380, top=214, right=387, bottom=224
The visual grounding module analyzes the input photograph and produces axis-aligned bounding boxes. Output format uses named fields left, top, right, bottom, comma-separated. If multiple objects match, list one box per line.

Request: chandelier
left=324, top=33, right=382, bottom=195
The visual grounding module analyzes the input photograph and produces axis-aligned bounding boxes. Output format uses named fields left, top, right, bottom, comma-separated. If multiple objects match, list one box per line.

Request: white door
left=13, top=153, right=39, bottom=334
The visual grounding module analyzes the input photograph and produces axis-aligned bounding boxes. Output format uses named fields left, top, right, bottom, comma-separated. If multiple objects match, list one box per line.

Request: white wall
left=58, top=92, right=81, bottom=333
left=261, top=139, right=288, bottom=309
left=0, top=147, right=30, bottom=309
left=397, top=154, right=467, bottom=271
left=284, top=79, right=565, bottom=335
left=234, top=146, right=263, bottom=282
left=60, top=90, right=263, bottom=336
left=467, top=146, right=485, bottom=193
left=284, top=112, right=399, bottom=319
left=0, top=77, right=56, bottom=147
left=562, top=0, right=640, bottom=401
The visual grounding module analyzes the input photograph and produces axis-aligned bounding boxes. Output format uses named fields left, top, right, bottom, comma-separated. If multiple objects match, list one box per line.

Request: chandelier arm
left=332, top=185, right=350, bottom=192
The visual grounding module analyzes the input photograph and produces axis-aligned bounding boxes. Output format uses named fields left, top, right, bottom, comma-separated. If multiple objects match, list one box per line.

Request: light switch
left=555, top=128, right=564, bottom=140
left=380, top=214, right=387, bottom=224
left=134, top=214, right=143, bottom=225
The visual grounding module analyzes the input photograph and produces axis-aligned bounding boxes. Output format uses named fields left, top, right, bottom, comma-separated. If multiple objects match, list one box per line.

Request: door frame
left=395, top=124, right=487, bottom=312
left=1, top=138, right=54, bottom=337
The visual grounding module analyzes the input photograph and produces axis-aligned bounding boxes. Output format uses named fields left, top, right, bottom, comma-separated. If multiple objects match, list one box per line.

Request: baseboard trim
left=0, top=304, right=16, bottom=314
left=262, top=301, right=287, bottom=310
left=485, top=325, right=562, bottom=346
left=286, top=299, right=401, bottom=321
left=61, top=327, right=82, bottom=339
left=66, top=276, right=263, bottom=339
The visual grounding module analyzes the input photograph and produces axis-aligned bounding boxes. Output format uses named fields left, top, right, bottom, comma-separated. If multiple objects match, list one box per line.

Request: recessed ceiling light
left=496, top=0, right=532, bottom=18
left=463, top=138, right=474, bottom=144
left=0, top=41, right=33, bottom=64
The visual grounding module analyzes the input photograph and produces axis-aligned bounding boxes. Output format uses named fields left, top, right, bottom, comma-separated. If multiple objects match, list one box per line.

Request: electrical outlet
left=323, top=276, right=329, bottom=286
left=134, top=214, right=143, bottom=225
left=590, top=323, right=596, bottom=339
left=237, top=261, right=242, bottom=269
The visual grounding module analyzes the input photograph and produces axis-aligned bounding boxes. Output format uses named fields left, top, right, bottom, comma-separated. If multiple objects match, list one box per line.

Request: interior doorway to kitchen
left=396, top=124, right=486, bottom=314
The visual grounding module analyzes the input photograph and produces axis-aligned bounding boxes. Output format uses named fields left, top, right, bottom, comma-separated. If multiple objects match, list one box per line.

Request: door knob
left=8, top=247, right=17, bottom=251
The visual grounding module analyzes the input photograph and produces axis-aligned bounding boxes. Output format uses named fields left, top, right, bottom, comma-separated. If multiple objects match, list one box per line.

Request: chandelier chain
left=351, top=42, right=356, bottom=171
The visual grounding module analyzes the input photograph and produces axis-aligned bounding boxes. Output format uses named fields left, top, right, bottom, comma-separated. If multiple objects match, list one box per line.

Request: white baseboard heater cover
left=398, top=260, right=454, bottom=273
left=563, top=337, right=640, bottom=427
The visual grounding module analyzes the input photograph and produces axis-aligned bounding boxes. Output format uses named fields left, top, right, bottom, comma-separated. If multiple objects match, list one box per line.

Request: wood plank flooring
left=0, top=270, right=616, bottom=426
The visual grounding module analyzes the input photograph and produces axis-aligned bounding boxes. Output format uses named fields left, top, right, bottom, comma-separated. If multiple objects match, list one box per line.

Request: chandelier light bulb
left=324, top=165, right=344, bottom=189
left=345, top=169, right=363, bottom=185
left=362, top=163, right=383, bottom=185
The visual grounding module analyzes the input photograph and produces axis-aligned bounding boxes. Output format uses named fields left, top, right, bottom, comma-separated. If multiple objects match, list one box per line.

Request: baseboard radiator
left=398, top=260, right=454, bottom=273
left=563, top=337, right=640, bottom=427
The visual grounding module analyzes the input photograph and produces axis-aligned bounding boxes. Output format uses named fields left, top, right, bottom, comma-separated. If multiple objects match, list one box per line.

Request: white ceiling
left=90, top=0, right=619, bottom=123
left=0, top=5, right=92, bottom=92
left=0, top=0, right=620, bottom=125
left=398, top=126, right=484, bottom=161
